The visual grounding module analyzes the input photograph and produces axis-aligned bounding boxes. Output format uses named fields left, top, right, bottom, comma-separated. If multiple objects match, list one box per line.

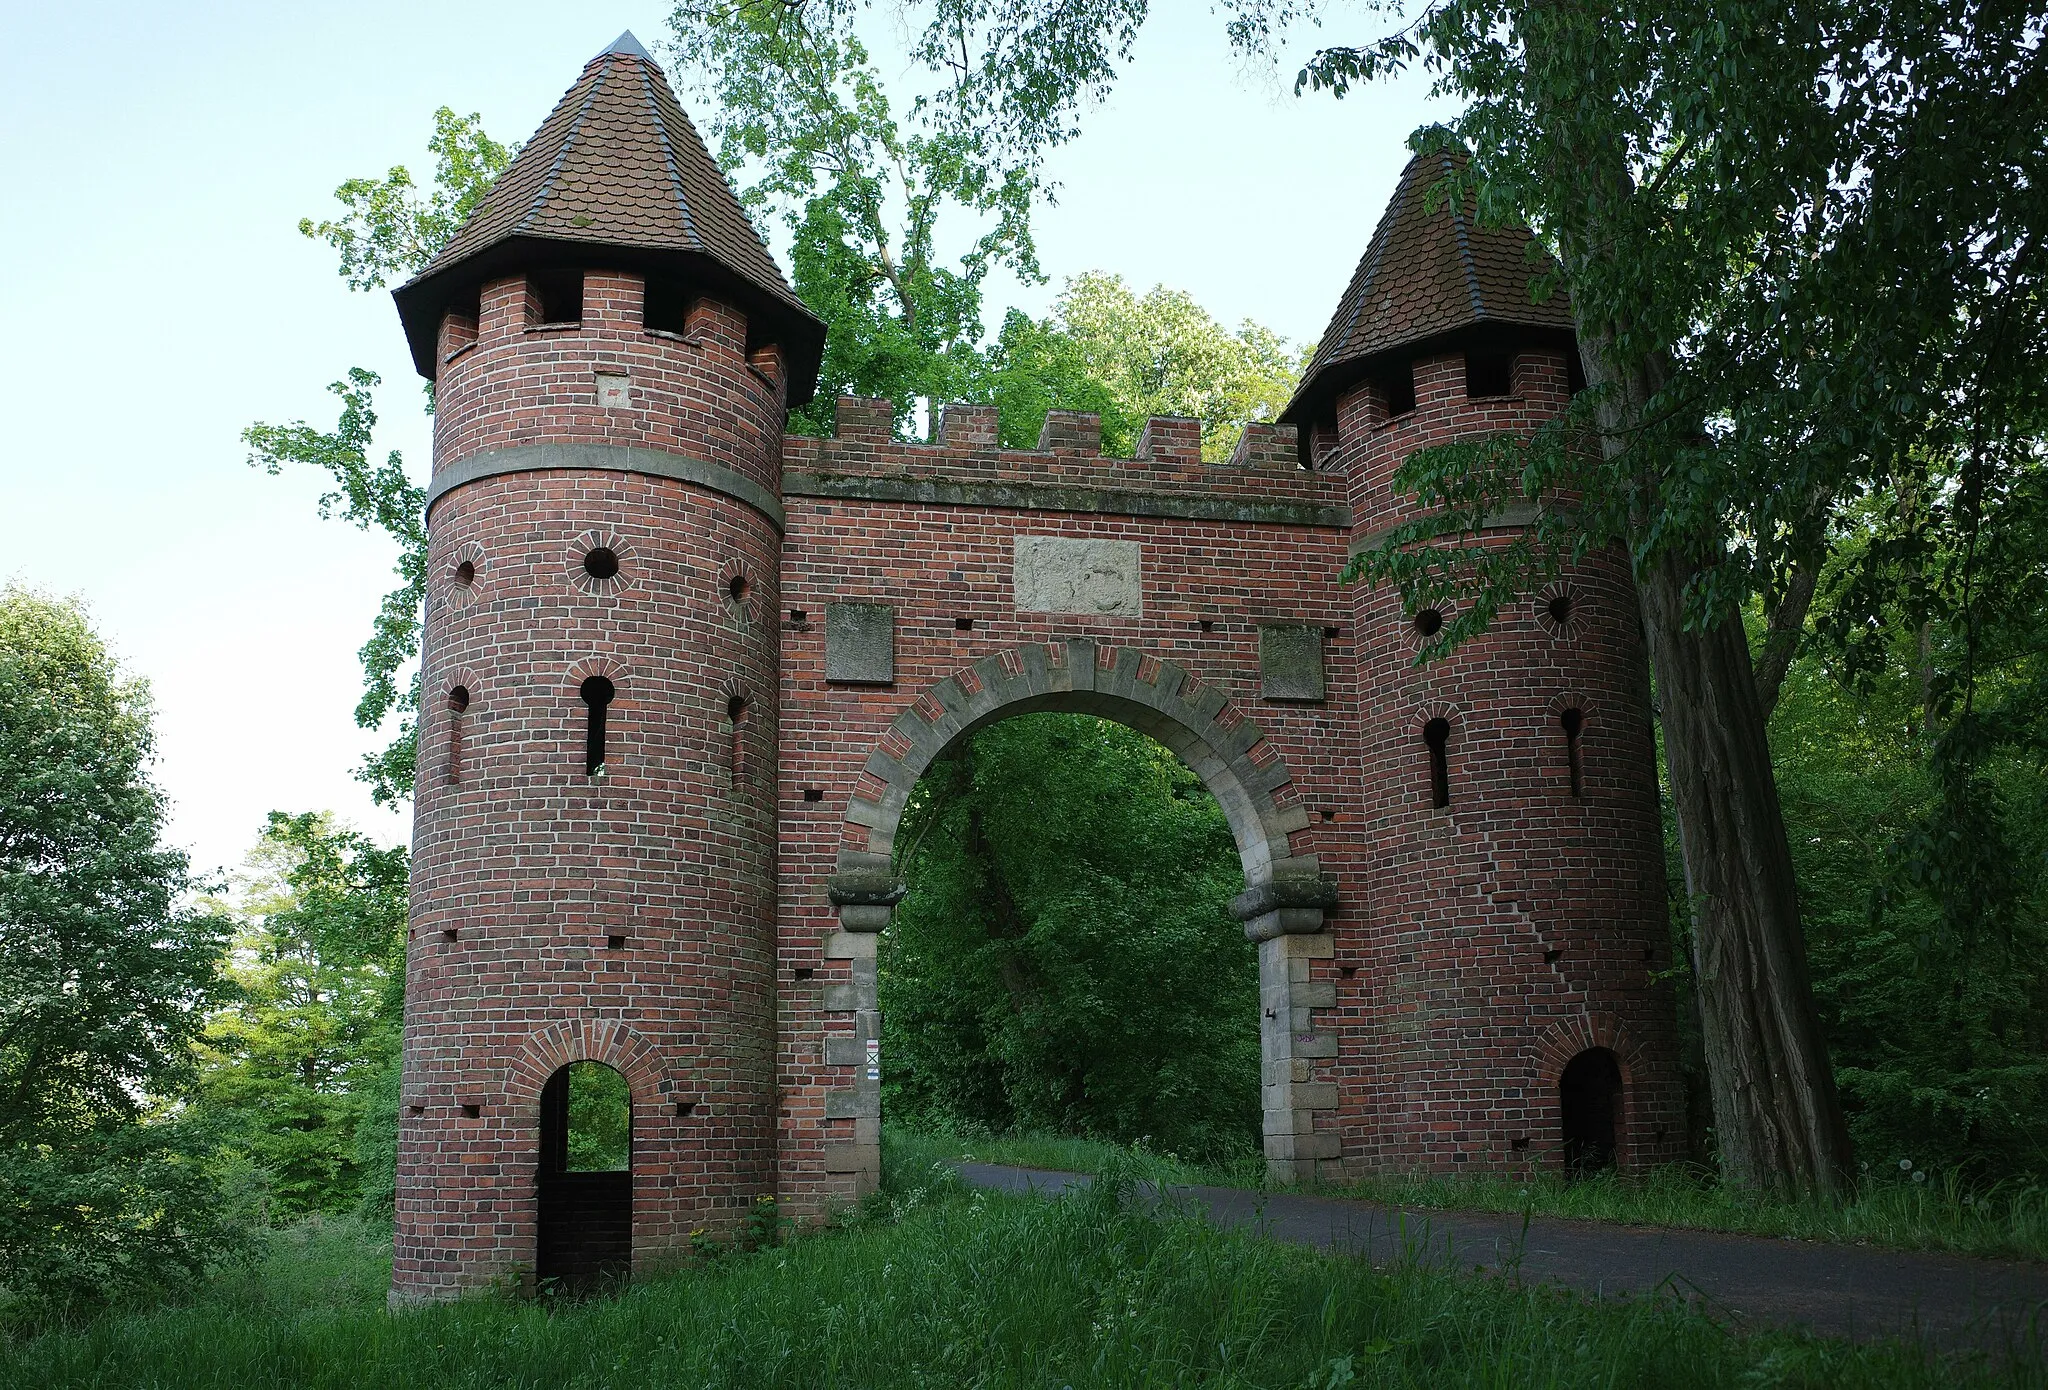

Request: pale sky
left=0, top=3, right=1442, bottom=878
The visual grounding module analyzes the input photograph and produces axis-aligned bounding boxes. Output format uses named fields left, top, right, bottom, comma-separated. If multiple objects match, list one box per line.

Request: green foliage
left=297, top=107, right=510, bottom=291
left=1771, top=647, right=2048, bottom=1182
left=882, top=715, right=1259, bottom=1159
left=0, top=589, right=242, bottom=1321
left=671, top=7, right=1302, bottom=446
left=672, top=0, right=1058, bottom=431
left=242, top=375, right=426, bottom=806
left=1049, top=272, right=1300, bottom=460
left=563, top=1063, right=631, bottom=1173
left=248, top=111, right=508, bottom=804
left=187, top=813, right=409, bottom=1218
left=3, top=1169, right=2017, bottom=1386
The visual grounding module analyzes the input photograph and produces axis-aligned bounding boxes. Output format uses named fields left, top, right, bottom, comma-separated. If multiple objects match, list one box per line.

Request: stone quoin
left=387, top=32, right=1685, bottom=1303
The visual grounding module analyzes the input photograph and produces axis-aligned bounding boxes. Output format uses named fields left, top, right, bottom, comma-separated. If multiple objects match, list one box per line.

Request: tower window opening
left=581, top=676, right=616, bottom=776
left=1413, top=607, right=1444, bottom=639
left=446, top=685, right=470, bottom=786
left=727, top=572, right=749, bottom=602
left=1560, top=707, right=1585, bottom=797
left=1381, top=361, right=1416, bottom=417
left=1548, top=593, right=1575, bottom=627
left=1466, top=350, right=1514, bottom=399
left=644, top=278, right=692, bottom=336
left=1422, top=717, right=1451, bottom=809
left=454, top=559, right=476, bottom=588
left=531, top=269, right=584, bottom=325
left=1560, top=1047, right=1624, bottom=1176
left=583, top=547, right=620, bottom=580
left=727, top=693, right=750, bottom=786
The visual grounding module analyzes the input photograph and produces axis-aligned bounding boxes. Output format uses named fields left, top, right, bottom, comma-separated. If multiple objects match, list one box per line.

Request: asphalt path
left=957, top=1162, right=2048, bottom=1355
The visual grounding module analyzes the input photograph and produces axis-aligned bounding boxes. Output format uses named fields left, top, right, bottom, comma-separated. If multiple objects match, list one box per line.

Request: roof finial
left=598, top=30, right=654, bottom=62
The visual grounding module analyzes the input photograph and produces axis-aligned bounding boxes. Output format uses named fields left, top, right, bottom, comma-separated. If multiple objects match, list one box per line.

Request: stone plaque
left=825, top=602, right=895, bottom=684
left=595, top=372, right=631, bottom=410
left=1259, top=624, right=1327, bottom=702
left=1013, top=536, right=1142, bottom=617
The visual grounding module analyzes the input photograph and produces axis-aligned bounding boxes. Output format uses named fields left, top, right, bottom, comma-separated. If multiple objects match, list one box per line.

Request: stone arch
left=505, top=1017, right=666, bottom=1120
left=1532, top=1011, right=1645, bottom=1171
left=821, top=639, right=1341, bottom=1184
left=828, top=639, right=1332, bottom=940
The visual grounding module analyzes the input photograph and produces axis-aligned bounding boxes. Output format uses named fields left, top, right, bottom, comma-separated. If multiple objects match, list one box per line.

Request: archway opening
left=880, top=712, right=1262, bottom=1169
left=1559, top=1047, right=1623, bottom=1176
left=537, top=1061, right=632, bottom=1290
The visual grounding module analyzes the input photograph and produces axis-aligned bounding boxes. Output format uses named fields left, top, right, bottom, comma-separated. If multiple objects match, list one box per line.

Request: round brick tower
left=387, top=33, right=824, bottom=1301
left=1282, top=153, right=1685, bottom=1177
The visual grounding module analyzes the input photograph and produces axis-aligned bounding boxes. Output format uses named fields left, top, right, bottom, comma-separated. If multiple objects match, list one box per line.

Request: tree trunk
left=1579, top=330, right=1854, bottom=1197
left=1638, top=547, right=1855, bottom=1196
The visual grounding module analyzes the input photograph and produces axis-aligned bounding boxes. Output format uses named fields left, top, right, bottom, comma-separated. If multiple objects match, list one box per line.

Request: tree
left=1271, top=0, right=2048, bottom=1198
left=669, top=1, right=1062, bottom=430
left=0, top=589, right=241, bottom=1318
left=884, top=715, right=1259, bottom=1159
left=189, top=813, right=410, bottom=1217
left=245, top=110, right=510, bottom=805
left=962, top=276, right=1301, bottom=455
left=1050, top=273, right=1299, bottom=460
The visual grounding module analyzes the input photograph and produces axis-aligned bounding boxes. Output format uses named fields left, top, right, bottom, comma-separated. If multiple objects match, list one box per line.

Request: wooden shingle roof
left=1281, top=151, right=1574, bottom=428
left=392, top=33, right=825, bottom=402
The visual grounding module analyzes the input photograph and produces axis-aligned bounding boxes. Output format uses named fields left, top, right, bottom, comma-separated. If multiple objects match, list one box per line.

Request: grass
left=1, top=1136, right=2038, bottom=1388
left=896, top=1125, right=2048, bottom=1264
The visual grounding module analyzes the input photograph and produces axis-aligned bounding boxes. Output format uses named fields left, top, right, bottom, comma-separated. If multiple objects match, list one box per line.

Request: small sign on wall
left=595, top=372, right=632, bottom=410
left=865, top=1038, right=880, bottom=1082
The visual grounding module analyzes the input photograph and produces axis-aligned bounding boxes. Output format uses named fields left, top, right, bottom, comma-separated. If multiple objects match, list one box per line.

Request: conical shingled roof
left=392, top=33, right=826, bottom=403
left=1280, top=151, right=1574, bottom=428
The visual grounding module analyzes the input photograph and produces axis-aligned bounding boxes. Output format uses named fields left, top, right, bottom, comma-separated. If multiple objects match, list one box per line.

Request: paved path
left=958, top=1163, right=2048, bottom=1354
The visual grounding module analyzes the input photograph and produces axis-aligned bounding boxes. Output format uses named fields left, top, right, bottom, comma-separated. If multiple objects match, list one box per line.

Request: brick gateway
left=385, top=34, right=1683, bottom=1301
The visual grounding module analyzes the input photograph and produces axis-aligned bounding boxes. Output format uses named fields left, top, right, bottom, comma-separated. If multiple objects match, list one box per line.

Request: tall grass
left=0, top=1138, right=2033, bottom=1387
left=896, top=1125, right=2048, bottom=1263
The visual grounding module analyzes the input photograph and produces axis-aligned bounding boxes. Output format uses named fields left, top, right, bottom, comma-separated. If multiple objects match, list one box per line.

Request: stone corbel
left=1231, top=856, right=1338, bottom=941
left=827, top=850, right=905, bottom=931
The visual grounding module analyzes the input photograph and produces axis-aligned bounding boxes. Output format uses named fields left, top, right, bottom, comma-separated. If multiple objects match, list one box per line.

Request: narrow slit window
left=581, top=676, right=616, bottom=776
left=1423, top=717, right=1451, bottom=809
left=446, top=686, right=471, bottom=786
left=1560, top=708, right=1584, bottom=797
left=727, top=693, right=750, bottom=786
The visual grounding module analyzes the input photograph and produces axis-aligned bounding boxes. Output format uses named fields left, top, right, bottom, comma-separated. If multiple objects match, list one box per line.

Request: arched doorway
left=537, top=1060, right=632, bottom=1289
left=882, top=711, right=1262, bottom=1161
left=829, top=641, right=1339, bottom=1184
left=1559, top=1047, right=1623, bottom=1175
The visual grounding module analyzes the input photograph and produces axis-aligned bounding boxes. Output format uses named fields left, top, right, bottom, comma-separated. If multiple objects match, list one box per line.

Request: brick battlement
left=783, top=398, right=1343, bottom=528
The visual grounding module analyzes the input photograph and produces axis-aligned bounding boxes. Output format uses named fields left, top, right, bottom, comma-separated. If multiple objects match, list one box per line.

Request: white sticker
left=865, top=1037, right=880, bottom=1082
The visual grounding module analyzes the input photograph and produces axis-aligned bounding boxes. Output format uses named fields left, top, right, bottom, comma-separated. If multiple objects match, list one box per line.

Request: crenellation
left=1135, top=414, right=1201, bottom=465
left=1035, top=409, right=1102, bottom=455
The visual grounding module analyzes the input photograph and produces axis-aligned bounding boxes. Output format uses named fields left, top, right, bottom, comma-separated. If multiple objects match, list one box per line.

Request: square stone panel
left=1260, top=624, right=1327, bottom=702
left=1013, top=536, right=1142, bottom=617
left=826, top=603, right=895, bottom=684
